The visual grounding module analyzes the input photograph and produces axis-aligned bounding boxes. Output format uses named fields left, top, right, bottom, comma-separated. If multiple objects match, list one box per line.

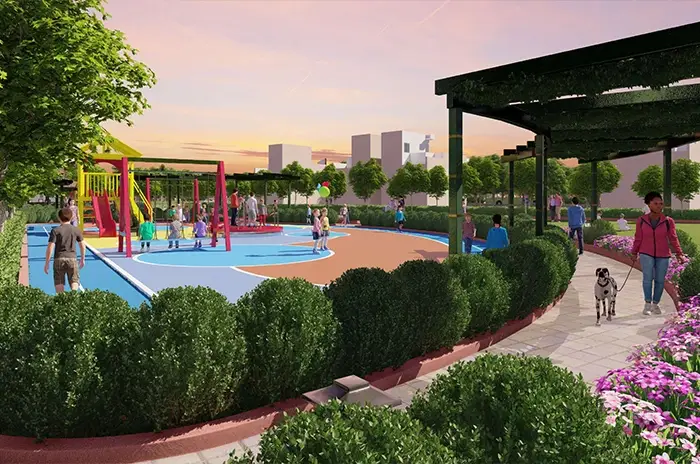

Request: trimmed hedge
left=676, top=228, right=698, bottom=258
left=20, top=204, right=57, bottom=223
left=0, top=212, right=26, bottom=287
left=583, top=219, right=617, bottom=244
left=678, top=258, right=700, bottom=301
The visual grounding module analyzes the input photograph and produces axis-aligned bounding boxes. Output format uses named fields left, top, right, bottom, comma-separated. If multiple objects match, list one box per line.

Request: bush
left=676, top=228, right=698, bottom=258
left=235, top=278, right=338, bottom=409
left=391, top=260, right=470, bottom=358
left=678, top=258, right=700, bottom=300
left=137, top=286, right=247, bottom=431
left=325, top=267, right=405, bottom=377
left=443, top=254, right=510, bottom=337
left=228, top=401, right=457, bottom=464
left=0, top=289, right=140, bottom=439
left=0, top=212, right=26, bottom=287
left=583, top=219, right=617, bottom=244
left=483, top=239, right=566, bottom=319
left=20, top=204, right=57, bottom=223
left=542, top=229, right=578, bottom=280
left=409, top=354, right=641, bottom=464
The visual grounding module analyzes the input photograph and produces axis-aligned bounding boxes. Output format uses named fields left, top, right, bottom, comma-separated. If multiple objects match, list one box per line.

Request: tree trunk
left=0, top=201, right=10, bottom=233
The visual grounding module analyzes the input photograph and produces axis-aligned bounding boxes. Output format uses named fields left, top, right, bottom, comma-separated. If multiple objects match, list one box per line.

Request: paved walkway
left=142, top=252, right=672, bottom=464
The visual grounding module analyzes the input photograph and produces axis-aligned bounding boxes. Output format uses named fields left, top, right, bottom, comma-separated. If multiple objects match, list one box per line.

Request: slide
left=92, top=193, right=117, bottom=237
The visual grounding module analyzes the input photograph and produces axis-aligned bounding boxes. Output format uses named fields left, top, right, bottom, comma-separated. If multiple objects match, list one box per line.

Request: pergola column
left=543, top=147, right=548, bottom=227
left=591, top=161, right=598, bottom=221
left=535, top=135, right=545, bottom=236
left=663, top=147, right=672, bottom=214
left=508, top=160, right=515, bottom=228
left=448, top=105, right=464, bottom=254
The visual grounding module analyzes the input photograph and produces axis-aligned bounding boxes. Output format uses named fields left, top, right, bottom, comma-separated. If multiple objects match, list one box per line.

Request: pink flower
left=653, top=453, right=674, bottom=464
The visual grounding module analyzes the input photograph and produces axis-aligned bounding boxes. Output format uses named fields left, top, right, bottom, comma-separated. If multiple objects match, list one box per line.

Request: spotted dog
left=594, top=267, right=617, bottom=326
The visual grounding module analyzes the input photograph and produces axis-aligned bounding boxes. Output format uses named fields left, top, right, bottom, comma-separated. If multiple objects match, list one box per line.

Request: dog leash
left=616, top=261, right=636, bottom=293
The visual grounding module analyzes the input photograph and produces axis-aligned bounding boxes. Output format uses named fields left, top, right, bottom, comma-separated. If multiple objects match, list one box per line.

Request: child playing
left=168, top=215, right=182, bottom=249
left=395, top=206, right=406, bottom=233
left=139, top=215, right=156, bottom=253
left=617, top=213, right=631, bottom=231
left=306, top=204, right=312, bottom=225
left=193, top=215, right=207, bottom=248
left=462, top=213, right=476, bottom=254
left=258, top=198, right=267, bottom=226
left=485, top=214, right=509, bottom=250
left=311, top=208, right=321, bottom=254
left=320, top=207, right=331, bottom=251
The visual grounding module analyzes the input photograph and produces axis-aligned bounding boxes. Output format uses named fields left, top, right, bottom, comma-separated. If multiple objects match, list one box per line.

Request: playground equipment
left=76, top=132, right=231, bottom=257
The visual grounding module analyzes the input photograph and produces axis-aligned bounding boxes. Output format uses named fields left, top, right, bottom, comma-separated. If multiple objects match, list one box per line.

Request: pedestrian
left=631, top=191, right=684, bottom=316
left=462, top=213, right=476, bottom=254
left=67, top=198, right=79, bottom=227
left=230, top=188, right=239, bottom=227
left=44, top=207, right=85, bottom=293
left=567, top=197, right=586, bottom=255
left=485, top=214, right=509, bottom=250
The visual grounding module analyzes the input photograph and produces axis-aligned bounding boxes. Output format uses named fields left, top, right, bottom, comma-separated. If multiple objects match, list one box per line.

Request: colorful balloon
left=318, top=186, right=331, bottom=198
left=322, top=181, right=330, bottom=187
left=316, top=183, right=321, bottom=190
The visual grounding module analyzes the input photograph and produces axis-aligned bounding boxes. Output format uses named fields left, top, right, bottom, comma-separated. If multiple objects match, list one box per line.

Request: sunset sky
left=102, top=1, right=700, bottom=173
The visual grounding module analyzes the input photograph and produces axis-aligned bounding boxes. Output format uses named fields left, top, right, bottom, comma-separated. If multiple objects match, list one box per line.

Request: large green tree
left=546, top=159, right=570, bottom=195
left=313, top=164, right=347, bottom=202
left=631, top=165, right=663, bottom=198
left=672, top=158, right=700, bottom=207
left=427, top=165, right=448, bottom=205
left=387, top=162, right=430, bottom=203
left=280, top=161, right=315, bottom=203
left=462, top=163, right=483, bottom=198
left=348, top=159, right=388, bottom=202
left=568, top=161, right=622, bottom=204
left=0, top=0, right=156, bottom=219
left=467, top=156, right=501, bottom=196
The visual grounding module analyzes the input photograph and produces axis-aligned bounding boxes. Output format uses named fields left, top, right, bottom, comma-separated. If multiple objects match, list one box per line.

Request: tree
left=427, top=165, right=448, bottom=205
left=467, top=156, right=501, bottom=196
left=386, top=163, right=430, bottom=203
left=348, top=159, right=388, bottom=202
left=0, top=0, right=156, bottom=220
left=631, top=165, right=663, bottom=198
left=503, top=158, right=569, bottom=199
left=568, top=161, right=622, bottom=204
left=387, top=167, right=412, bottom=199
left=672, top=158, right=700, bottom=206
left=298, top=168, right=316, bottom=200
left=462, top=164, right=482, bottom=198
left=281, top=161, right=312, bottom=203
left=546, top=159, right=570, bottom=195
left=313, top=164, right=347, bottom=202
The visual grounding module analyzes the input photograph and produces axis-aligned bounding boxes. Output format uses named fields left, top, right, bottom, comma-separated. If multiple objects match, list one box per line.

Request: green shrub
left=390, top=260, right=469, bottom=357
left=676, top=228, right=698, bottom=258
left=678, top=258, right=700, bottom=300
left=0, top=213, right=26, bottom=287
left=137, top=286, right=247, bottom=431
left=20, top=204, right=57, bottom=223
left=583, top=220, right=617, bottom=244
left=483, top=239, right=566, bottom=319
left=235, top=278, right=338, bottom=408
left=409, top=354, right=642, bottom=464
left=325, top=267, right=405, bottom=377
left=0, top=289, right=140, bottom=439
left=228, top=401, right=457, bottom=464
left=472, top=214, right=493, bottom=240
left=443, top=254, right=510, bottom=337
left=542, top=229, right=578, bottom=280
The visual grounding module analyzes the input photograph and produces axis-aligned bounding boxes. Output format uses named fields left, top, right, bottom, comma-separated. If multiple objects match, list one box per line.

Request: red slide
left=92, top=192, right=117, bottom=237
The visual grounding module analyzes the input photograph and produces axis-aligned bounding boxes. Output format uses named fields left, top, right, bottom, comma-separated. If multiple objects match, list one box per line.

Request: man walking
left=44, top=207, right=86, bottom=293
left=230, top=188, right=239, bottom=227
left=567, top=197, right=586, bottom=255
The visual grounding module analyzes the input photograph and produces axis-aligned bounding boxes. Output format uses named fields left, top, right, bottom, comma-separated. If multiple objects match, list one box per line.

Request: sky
left=102, top=0, right=700, bottom=173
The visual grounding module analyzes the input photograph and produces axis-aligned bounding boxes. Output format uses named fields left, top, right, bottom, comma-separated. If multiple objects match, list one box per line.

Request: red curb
left=19, top=232, right=29, bottom=286
left=583, top=244, right=681, bottom=312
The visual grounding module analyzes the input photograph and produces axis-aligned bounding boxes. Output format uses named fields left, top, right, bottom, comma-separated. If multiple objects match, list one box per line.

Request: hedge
left=0, top=212, right=27, bottom=287
left=20, top=204, right=58, bottom=223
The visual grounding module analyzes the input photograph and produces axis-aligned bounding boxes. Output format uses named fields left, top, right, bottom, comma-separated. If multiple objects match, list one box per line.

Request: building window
left=403, top=142, right=410, bottom=153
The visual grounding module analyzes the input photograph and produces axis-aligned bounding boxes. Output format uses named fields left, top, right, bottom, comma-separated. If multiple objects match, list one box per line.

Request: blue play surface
left=134, top=245, right=331, bottom=267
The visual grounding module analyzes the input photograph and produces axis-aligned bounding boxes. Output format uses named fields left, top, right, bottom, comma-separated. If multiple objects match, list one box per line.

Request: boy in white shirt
left=246, top=195, right=258, bottom=227
left=617, top=213, right=631, bottom=231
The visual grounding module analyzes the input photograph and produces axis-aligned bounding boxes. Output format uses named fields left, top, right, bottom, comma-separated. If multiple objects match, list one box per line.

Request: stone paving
left=143, top=252, right=672, bottom=464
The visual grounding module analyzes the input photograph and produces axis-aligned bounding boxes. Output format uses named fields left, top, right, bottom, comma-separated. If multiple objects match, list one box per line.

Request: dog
left=594, top=268, right=618, bottom=326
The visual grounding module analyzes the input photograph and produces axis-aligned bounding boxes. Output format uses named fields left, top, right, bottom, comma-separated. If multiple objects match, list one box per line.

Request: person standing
left=549, top=195, right=557, bottom=221
left=306, top=203, right=312, bottom=225
left=67, top=198, right=79, bottom=227
left=631, top=191, right=684, bottom=316
left=44, top=207, right=86, bottom=293
left=462, top=213, right=476, bottom=254
left=554, top=193, right=563, bottom=221
left=246, top=194, right=258, bottom=227
left=139, top=214, right=156, bottom=253
left=271, top=199, right=279, bottom=226
left=567, top=197, right=586, bottom=255
left=230, top=189, right=240, bottom=227
left=484, top=214, right=509, bottom=250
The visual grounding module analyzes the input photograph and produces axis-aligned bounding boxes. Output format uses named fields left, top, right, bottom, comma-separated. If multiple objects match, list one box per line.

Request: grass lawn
left=551, top=221, right=700, bottom=245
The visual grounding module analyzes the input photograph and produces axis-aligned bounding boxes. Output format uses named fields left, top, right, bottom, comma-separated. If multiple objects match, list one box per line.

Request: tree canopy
left=467, top=156, right=502, bottom=195
left=568, top=161, right=622, bottom=203
left=427, top=165, right=448, bottom=204
left=387, top=162, right=430, bottom=200
left=0, top=0, right=156, bottom=212
left=313, top=164, right=347, bottom=201
left=348, top=159, right=388, bottom=202
left=461, top=163, right=482, bottom=198
left=631, top=165, right=662, bottom=199
left=671, top=158, right=700, bottom=205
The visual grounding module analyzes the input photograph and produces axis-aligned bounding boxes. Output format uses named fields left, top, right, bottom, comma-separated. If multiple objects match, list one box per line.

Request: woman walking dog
left=631, top=191, right=685, bottom=316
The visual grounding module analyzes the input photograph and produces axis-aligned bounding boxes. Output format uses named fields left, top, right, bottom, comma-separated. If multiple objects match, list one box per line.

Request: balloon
left=316, top=183, right=321, bottom=190
left=318, top=186, right=330, bottom=198
left=322, top=181, right=330, bottom=187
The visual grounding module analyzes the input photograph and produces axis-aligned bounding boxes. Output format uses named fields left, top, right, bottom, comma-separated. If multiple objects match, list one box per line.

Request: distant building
left=601, top=142, right=700, bottom=210
left=266, top=131, right=448, bottom=206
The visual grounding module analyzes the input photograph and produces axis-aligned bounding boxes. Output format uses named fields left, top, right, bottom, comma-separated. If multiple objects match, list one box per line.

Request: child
left=139, top=215, right=156, bottom=253
left=567, top=197, right=586, bottom=255
left=311, top=208, right=321, bottom=254
left=176, top=203, right=184, bottom=223
left=320, top=207, right=331, bottom=251
left=246, top=194, right=258, bottom=227
left=306, top=204, right=312, bottom=225
left=168, top=214, right=182, bottom=249
left=617, top=213, right=631, bottom=231
left=462, top=213, right=476, bottom=254
left=44, top=206, right=86, bottom=293
left=167, top=204, right=176, bottom=220
left=485, top=214, right=509, bottom=250
left=258, top=197, right=267, bottom=226
left=193, top=215, right=207, bottom=248
left=395, top=206, right=406, bottom=233
left=67, top=198, right=79, bottom=227
left=339, top=204, right=348, bottom=226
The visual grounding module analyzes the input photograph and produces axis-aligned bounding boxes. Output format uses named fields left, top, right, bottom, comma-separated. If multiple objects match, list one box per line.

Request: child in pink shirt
left=311, top=209, right=321, bottom=254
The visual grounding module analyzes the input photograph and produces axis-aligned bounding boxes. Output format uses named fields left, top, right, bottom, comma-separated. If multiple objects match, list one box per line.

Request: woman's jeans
left=639, top=254, right=670, bottom=304
left=463, top=237, right=473, bottom=254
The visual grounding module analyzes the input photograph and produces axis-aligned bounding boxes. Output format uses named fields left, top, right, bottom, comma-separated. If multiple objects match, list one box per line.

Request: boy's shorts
left=323, top=230, right=330, bottom=237
left=54, top=258, right=79, bottom=286
left=397, top=220, right=405, bottom=225
left=312, top=231, right=320, bottom=240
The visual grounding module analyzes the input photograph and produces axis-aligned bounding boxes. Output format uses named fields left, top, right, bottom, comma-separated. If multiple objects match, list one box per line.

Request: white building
left=601, top=142, right=700, bottom=210
left=266, top=131, right=448, bottom=206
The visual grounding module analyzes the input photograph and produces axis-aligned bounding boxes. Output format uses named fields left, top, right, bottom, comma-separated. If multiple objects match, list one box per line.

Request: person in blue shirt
left=485, top=214, right=509, bottom=250
left=395, top=206, right=406, bottom=233
left=567, top=196, right=586, bottom=255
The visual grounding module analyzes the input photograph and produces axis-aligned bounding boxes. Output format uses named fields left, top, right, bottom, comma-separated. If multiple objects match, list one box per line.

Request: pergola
left=435, top=21, right=700, bottom=255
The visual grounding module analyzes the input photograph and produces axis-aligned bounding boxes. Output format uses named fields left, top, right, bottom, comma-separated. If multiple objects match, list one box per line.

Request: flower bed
left=595, top=296, right=700, bottom=463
